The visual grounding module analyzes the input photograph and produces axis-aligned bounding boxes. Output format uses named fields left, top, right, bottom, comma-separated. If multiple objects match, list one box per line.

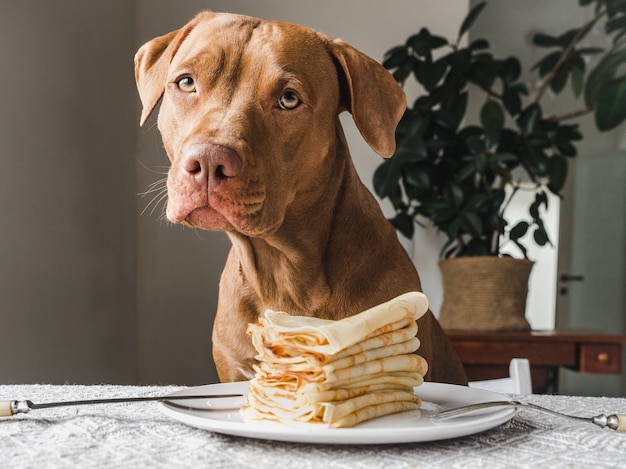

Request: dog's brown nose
left=182, top=143, right=242, bottom=190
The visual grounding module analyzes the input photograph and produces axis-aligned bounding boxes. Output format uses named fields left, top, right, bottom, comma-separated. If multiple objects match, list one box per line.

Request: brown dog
left=135, top=12, right=467, bottom=385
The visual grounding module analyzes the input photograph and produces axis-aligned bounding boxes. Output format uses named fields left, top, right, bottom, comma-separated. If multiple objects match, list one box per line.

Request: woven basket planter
left=438, top=256, right=533, bottom=331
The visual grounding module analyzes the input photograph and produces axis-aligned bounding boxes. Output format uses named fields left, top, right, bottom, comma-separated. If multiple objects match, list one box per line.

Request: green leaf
left=468, top=56, right=499, bottom=90
left=419, top=56, right=448, bottom=91
left=463, top=193, right=489, bottom=211
left=430, top=206, right=457, bottom=224
left=373, top=160, right=399, bottom=198
left=383, top=46, right=409, bottom=69
left=555, top=137, right=577, bottom=157
left=407, top=29, right=432, bottom=58
left=390, top=212, right=414, bottom=239
left=445, top=183, right=464, bottom=208
left=517, top=104, right=542, bottom=135
left=448, top=49, right=472, bottom=77
left=550, top=66, right=569, bottom=94
left=457, top=163, right=477, bottom=182
left=594, top=76, right=626, bottom=131
left=392, top=66, right=412, bottom=83
left=466, top=135, right=485, bottom=155
left=533, top=33, right=560, bottom=48
left=522, top=145, right=549, bottom=178
left=458, top=1, right=487, bottom=39
left=556, top=29, right=580, bottom=48
left=606, top=0, right=626, bottom=18
left=606, top=14, right=626, bottom=34
left=407, top=28, right=448, bottom=60
left=502, top=86, right=522, bottom=116
left=396, top=129, right=428, bottom=161
left=443, top=217, right=461, bottom=239
left=613, top=28, right=626, bottom=46
left=533, top=51, right=561, bottom=77
left=527, top=133, right=551, bottom=149
left=480, top=100, right=505, bottom=147
left=494, top=152, right=519, bottom=167
left=404, top=165, right=431, bottom=190
left=578, top=47, right=605, bottom=56
left=445, top=91, right=469, bottom=129
left=556, top=123, right=583, bottom=141
left=470, top=38, right=490, bottom=50
left=585, top=49, right=626, bottom=108
left=571, top=66, right=584, bottom=98
left=463, top=238, right=492, bottom=256
left=547, top=155, right=568, bottom=195
left=459, top=211, right=483, bottom=237
left=491, top=189, right=507, bottom=209
left=500, top=57, right=522, bottom=83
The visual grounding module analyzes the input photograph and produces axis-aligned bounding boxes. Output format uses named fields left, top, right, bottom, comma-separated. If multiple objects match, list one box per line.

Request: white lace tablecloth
left=1, top=384, right=625, bottom=468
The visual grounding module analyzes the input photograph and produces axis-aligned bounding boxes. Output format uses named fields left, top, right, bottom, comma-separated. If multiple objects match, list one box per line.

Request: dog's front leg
left=212, top=248, right=260, bottom=382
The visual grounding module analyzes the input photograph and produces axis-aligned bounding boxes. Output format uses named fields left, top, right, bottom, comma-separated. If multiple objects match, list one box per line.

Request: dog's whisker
left=140, top=188, right=169, bottom=217
left=138, top=184, right=166, bottom=199
left=138, top=177, right=169, bottom=217
left=137, top=178, right=168, bottom=198
left=136, top=157, right=170, bottom=176
left=151, top=191, right=170, bottom=217
left=156, top=200, right=171, bottom=223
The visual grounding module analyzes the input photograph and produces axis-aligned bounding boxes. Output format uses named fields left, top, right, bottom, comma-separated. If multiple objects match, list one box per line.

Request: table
left=447, top=330, right=626, bottom=393
left=1, top=384, right=625, bottom=468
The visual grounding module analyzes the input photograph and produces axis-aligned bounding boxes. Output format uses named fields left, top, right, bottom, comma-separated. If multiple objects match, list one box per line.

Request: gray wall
left=0, top=1, right=138, bottom=383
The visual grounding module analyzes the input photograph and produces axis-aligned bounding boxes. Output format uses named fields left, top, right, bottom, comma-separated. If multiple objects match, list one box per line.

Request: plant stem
left=534, top=8, right=606, bottom=104
left=547, top=107, right=593, bottom=122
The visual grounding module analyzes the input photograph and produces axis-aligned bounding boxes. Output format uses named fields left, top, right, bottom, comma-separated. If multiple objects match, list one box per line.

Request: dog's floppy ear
left=329, top=39, right=406, bottom=158
left=134, top=18, right=200, bottom=126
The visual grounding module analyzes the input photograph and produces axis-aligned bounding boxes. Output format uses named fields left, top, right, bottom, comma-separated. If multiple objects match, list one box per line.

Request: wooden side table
left=446, top=330, right=626, bottom=393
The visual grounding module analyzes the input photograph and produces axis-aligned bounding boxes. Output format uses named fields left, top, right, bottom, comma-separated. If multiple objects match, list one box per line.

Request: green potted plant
left=374, top=0, right=626, bottom=330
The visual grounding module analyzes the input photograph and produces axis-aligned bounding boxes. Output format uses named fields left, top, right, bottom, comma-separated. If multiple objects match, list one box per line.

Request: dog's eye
left=278, top=90, right=301, bottom=110
left=177, top=76, right=196, bottom=93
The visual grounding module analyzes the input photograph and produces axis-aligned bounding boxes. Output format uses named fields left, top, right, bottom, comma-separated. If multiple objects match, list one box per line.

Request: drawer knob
left=597, top=352, right=610, bottom=363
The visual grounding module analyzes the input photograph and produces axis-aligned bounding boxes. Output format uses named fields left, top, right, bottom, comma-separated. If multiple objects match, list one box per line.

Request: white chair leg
left=468, top=358, right=533, bottom=394
left=509, top=358, right=532, bottom=394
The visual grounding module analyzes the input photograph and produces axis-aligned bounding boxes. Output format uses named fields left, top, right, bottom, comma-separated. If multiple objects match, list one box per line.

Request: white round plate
left=158, top=381, right=515, bottom=445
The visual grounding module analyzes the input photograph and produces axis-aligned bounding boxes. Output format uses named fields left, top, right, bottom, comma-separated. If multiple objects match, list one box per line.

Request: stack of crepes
left=240, top=291, right=429, bottom=428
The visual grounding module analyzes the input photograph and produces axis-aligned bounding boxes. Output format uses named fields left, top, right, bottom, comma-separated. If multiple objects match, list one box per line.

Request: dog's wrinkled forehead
left=168, top=14, right=338, bottom=99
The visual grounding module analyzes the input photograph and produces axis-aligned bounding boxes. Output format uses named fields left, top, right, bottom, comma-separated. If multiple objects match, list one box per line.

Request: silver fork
left=0, top=394, right=243, bottom=416
left=434, top=400, right=625, bottom=431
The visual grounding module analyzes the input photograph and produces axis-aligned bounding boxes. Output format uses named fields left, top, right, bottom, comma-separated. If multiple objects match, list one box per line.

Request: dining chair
left=467, top=358, right=533, bottom=394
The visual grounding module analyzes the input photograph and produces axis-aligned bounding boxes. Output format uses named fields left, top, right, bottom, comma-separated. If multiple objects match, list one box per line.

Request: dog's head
left=135, top=12, right=405, bottom=236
